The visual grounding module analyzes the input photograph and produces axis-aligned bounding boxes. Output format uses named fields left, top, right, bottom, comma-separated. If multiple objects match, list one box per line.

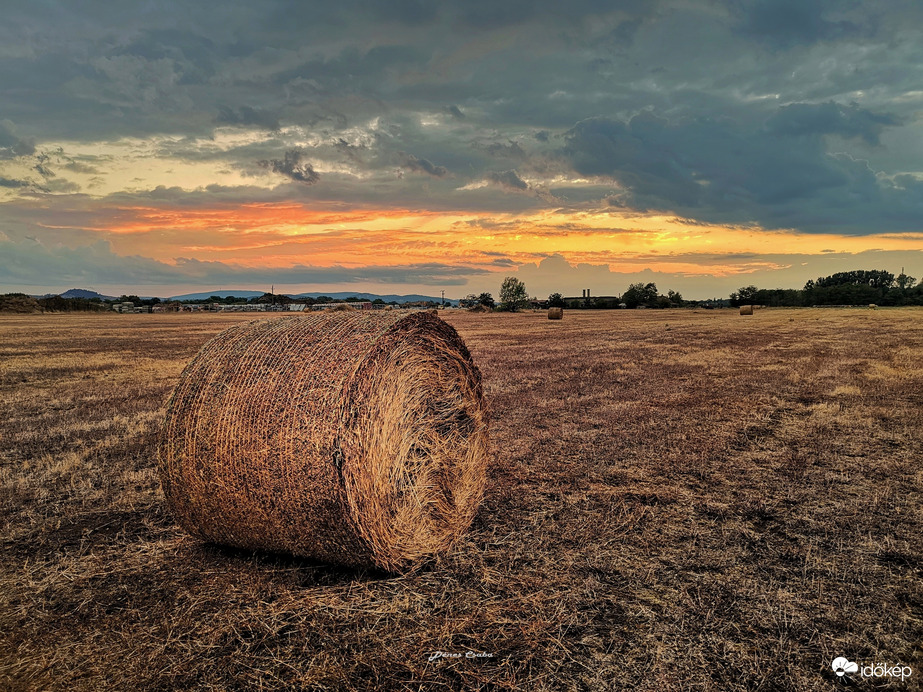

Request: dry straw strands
left=547, top=307, right=564, bottom=320
left=159, top=312, right=489, bottom=573
left=739, top=305, right=754, bottom=315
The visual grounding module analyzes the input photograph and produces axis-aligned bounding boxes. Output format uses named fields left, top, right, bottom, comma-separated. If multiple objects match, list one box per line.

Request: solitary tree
left=621, top=282, right=658, bottom=309
left=499, top=277, right=528, bottom=311
left=476, top=292, right=495, bottom=308
left=896, top=272, right=916, bottom=290
left=548, top=292, right=566, bottom=308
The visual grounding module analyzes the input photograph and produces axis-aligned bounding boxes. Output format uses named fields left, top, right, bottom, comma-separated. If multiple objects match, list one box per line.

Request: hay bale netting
left=739, top=305, right=754, bottom=316
left=158, top=312, right=489, bottom=573
left=547, top=307, right=563, bottom=320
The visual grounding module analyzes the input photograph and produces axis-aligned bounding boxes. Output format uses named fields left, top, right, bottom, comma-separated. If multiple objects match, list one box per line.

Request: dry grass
left=160, top=313, right=489, bottom=573
left=2, top=308, right=922, bottom=690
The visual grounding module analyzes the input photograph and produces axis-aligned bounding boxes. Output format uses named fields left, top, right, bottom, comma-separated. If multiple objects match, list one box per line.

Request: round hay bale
left=427, top=308, right=439, bottom=316
left=739, top=305, right=753, bottom=316
left=547, top=307, right=563, bottom=320
left=159, top=312, right=489, bottom=573
left=327, top=302, right=354, bottom=312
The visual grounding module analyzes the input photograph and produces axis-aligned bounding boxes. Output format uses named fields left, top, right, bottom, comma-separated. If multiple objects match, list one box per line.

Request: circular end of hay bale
left=739, top=305, right=753, bottom=315
left=547, top=307, right=563, bottom=320
left=158, top=312, right=489, bottom=573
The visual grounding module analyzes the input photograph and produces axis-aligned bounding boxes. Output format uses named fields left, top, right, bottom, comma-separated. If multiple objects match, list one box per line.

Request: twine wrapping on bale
left=158, top=312, right=489, bottom=573
left=547, top=307, right=563, bottom=320
left=739, top=305, right=754, bottom=315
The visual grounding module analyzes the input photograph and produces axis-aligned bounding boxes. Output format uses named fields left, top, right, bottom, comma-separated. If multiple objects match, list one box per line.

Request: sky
left=1, top=0, right=922, bottom=300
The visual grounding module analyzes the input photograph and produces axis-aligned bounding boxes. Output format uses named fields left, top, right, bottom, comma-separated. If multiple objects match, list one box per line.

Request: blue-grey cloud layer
left=1, top=0, right=922, bottom=236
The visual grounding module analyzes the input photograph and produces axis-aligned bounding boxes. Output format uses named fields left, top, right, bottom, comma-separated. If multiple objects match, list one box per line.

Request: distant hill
left=38, top=288, right=117, bottom=300
left=294, top=292, right=458, bottom=305
left=167, top=290, right=265, bottom=301
left=168, top=290, right=457, bottom=305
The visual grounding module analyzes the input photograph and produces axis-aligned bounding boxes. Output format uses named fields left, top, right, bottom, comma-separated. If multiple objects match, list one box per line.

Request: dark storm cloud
left=476, top=141, right=527, bottom=160
left=1, top=0, right=922, bottom=240
left=399, top=153, right=449, bottom=177
left=729, top=0, right=875, bottom=49
left=561, top=106, right=922, bottom=233
left=0, top=120, right=36, bottom=158
left=485, top=170, right=529, bottom=192
left=216, top=105, right=281, bottom=131
left=449, top=0, right=649, bottom=29
left=0, top=176, right=30, bottom=189
left=257, top=149, right=320, bottom=184
left=766, top=101, right=901, bottom=145
left=113, top=28, right=219, bottom=85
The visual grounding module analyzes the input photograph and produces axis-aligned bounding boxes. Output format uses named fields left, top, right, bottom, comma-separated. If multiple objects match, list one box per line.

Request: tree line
left=461, top=278, right=688, bottom=311
left=462, top=268, right=923, bottom=312
left=732, top=270, right=923, bottom=307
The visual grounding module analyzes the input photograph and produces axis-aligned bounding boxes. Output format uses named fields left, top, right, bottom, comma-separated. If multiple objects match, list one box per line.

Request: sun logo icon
left=832, top=657, right=859, bottom=677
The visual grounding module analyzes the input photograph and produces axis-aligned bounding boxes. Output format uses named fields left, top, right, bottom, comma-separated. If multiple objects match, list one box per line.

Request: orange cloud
left=34, top=200, right=923, bottom=279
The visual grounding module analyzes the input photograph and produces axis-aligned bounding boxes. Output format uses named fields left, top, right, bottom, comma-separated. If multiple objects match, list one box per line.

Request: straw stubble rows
left=1, top=308, right=921, bottom=691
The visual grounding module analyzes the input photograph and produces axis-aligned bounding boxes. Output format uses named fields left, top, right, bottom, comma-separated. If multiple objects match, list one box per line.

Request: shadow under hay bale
left=547, top=307, right=563, bottom=320
left=159, top=312, right=489, bottom=573
left=739, top=305, right=754, bottom=315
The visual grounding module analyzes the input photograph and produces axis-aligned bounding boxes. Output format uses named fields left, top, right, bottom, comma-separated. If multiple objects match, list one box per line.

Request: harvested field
left=1, top=309, right=921, bottom=691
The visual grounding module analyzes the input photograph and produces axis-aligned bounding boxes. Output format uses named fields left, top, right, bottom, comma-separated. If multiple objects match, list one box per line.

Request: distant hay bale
left=328, top=303, right=354, bottom=312
left=468, top=304, right=491, bottom=313
left=547, top=307, right=563, bottom=320
left=159, top=312, right=489, bottom=573
left=869, top=303, right=877, bottom=309
left=427, top=308, right=439, bottom=316
left=739, top=305, right=753, bottom=315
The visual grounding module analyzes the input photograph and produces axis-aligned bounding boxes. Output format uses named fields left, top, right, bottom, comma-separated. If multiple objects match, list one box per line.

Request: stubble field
left=1, top=308, right=921, bottom=691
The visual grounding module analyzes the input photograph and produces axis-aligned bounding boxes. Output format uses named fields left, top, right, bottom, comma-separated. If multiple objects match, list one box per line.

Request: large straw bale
left=159, top=312, right=489, bottom=573
left=547, top=307, right=563, bottom=320
left=739, top=305, right=754, bottom=315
